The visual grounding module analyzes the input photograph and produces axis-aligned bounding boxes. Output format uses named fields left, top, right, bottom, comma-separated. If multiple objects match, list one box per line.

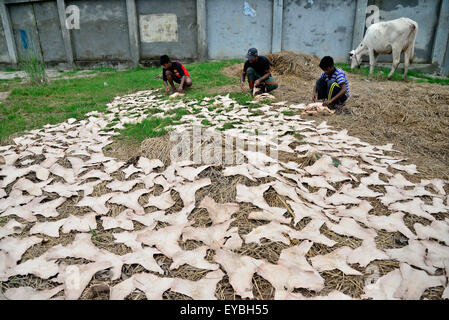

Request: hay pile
left=222, top=51, right=321, bottom=81
left=266, top=51, right=321, bottom=81
left=140, top=135, right=175, bottom=166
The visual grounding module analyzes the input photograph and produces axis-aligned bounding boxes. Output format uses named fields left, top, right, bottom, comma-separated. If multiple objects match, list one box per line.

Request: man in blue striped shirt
left=313, top=56, right=350, bottom=110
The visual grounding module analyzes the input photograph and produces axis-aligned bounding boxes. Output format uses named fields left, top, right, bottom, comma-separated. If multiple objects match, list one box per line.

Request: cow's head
left=349, top=50, right=362, bottom=69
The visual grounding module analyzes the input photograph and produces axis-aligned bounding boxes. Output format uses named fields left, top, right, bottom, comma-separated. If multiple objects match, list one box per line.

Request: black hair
left=160, top=55, right=170, bottom=65
left=319, top=56, right=334, bottom=70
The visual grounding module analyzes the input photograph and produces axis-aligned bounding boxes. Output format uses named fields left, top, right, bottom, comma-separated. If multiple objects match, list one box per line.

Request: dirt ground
left=222, top=61, right=449, bottom=183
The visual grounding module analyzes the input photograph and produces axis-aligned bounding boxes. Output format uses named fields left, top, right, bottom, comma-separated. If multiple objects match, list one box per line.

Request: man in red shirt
left=160, top=55, right=192, bottom=94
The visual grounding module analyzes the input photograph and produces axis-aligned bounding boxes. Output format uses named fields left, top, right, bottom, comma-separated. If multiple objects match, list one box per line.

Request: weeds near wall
left=18, top=48, right=47, bottom=86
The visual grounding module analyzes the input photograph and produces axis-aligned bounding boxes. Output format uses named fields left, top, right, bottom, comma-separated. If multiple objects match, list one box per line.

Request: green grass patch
left=118, top=116, right=174, bottom=142
left=62, top=68, right=82, bottom=76
left=146, top=107, right=164, bottom=115
left=229, top=92, right=252, bottom=105
left=293, top=133, right=303, bottom=141
left=164, top=107, right=191, bottom=121
left=201, top=119, right=212, bottom=126
left=333, top=158, right=341, bottom=167
left=218, top=121, right=241, bottom=131
left=282, top=110, right=295, bottom=116
left=0, top=59, right=244, bottom=143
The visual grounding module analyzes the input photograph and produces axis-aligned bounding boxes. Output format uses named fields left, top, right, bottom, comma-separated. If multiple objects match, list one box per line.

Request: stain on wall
left=140, top=14, right=178, bottom=43
left=67, top=0, right=131, bottom=61
left=367, top=0, right=441, bottom=63
left=9, top=3, right=43, bottom=59
left=282, top=0, right=357, bottom=62
left=207, top=0, right=273, bottom=59
left=137, top=0, right=197, bottom=60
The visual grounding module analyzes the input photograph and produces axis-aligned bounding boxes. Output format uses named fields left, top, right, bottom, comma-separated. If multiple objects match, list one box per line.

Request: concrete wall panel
left=137, top=0, right=197, bottom=60
left=206, top=0, right=273, bottom=59
left=9, top=3, right=42, bottom=59
left=0, top=16, right=10, bottom=63
left=442, top=35, right=449, bottom=76
left=282, top=0, right=357, bottom=62
left=33, top=0, right=66, bottom=62
left=67, top=0, right=131, bottom=61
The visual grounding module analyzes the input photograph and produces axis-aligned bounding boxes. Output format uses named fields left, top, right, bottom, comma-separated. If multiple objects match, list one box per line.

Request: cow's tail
left=408, top=21, right=418, bottom=64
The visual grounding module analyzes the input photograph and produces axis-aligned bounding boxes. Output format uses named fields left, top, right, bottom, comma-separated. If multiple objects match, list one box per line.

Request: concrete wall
left=206, top=0, right=273, bottom=59
left=9, top=2, right=43, bottom=59
left=137, top=0, right=197, bottom=61
left=33, top=0, right=66, bottom=62
left=282, top=0, right=356, bottom=62
left=0, top=16, right=9, bottom=63
left=367, top=0, right=441, bottom=63
left=0, top=0, right=448, bottom=74
left=442, top=38, right=449, bottom=76
left=66, top=0, right=131, bottom=62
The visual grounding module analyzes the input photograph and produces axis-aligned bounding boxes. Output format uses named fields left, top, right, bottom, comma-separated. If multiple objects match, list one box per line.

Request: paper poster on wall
left=139, top=14, right=178, bottom=43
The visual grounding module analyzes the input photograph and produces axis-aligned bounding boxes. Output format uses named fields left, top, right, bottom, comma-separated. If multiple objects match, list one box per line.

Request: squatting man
left=160, top=55, right=192, bottom=94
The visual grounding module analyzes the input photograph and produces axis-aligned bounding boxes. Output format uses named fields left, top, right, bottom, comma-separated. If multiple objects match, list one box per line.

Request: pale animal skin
left=213, top=249, right=263, bottom=299
left=310, top=246, right=363, bottom=275
left=198, top=196, right=239, bottom=225
left=256, top=240, right=325, bottom=295
left=394, top=263, right=446, bottom=300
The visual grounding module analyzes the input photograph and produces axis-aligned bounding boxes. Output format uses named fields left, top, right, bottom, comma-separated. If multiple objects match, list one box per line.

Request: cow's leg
left=369, top=49, right=376, bottom=74
left=373, top=52, right=379, bottom=70
left=388, top=49, right=401, bottom=80
left=403, top=50, right=411, bottom=81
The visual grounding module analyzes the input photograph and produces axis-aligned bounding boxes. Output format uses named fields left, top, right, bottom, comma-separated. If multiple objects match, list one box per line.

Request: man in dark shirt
left=160, top=55, right=192, bottom=94
left=240, top=48, right=278, bottom=95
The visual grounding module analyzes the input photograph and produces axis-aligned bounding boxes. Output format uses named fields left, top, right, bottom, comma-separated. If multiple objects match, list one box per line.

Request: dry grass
left=140, top=135, right=176, bottom=166
left=265, top=51, right=321, bottom=81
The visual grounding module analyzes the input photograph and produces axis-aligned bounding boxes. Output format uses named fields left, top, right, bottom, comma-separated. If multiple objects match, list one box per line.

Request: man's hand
left=177, top=86, right=184, bottom=93
left=165, top=87, right=171, bottom=94
left=254, top=79, right=261, bottom=88
left=240, top=82, right=246, bottom=92
left=313, top=95, right=317, bottom=103
left=322, top=100, right=331, bottom=107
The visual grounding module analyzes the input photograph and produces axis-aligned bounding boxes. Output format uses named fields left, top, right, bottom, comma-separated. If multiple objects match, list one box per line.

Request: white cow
left=350, top=17, right=418, bottom=80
